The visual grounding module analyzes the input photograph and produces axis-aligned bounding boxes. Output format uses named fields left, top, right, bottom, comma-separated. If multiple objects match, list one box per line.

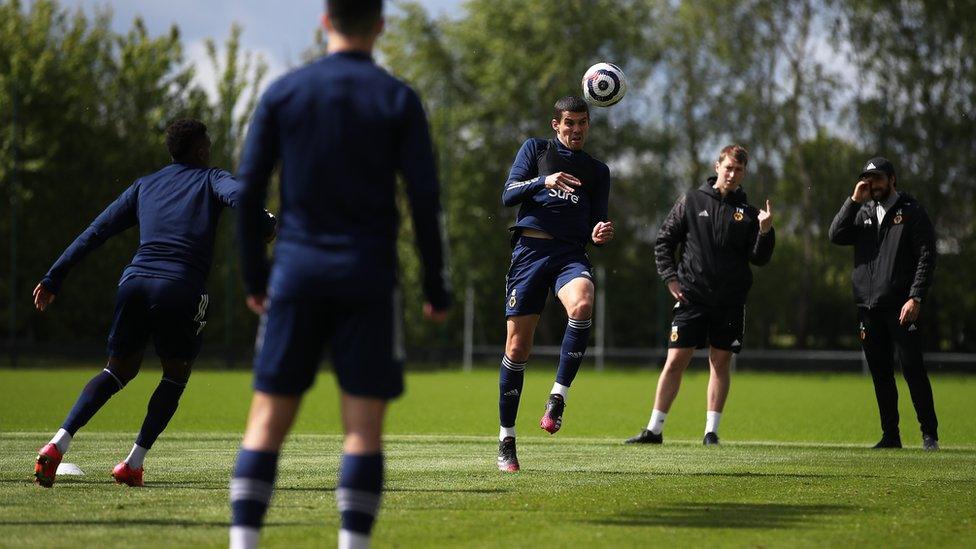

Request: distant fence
left=466, top=346, right=975, bottom=373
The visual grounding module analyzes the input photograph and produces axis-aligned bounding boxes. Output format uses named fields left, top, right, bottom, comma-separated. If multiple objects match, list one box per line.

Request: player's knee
left=106, top=354, right=143, bottom=385
left=568, top=300, right=593, bottom=321
left=161, top=359, right=192, bottom=385
left=506, top=340, right=531, bottom=363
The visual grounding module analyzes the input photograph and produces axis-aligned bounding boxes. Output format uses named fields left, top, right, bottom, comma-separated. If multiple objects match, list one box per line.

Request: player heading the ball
left=497, top=96, right=614, bottom=473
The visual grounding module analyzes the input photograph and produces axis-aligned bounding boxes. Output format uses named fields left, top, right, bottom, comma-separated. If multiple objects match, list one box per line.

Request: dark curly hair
left=165, top=119, right=208, bottom=162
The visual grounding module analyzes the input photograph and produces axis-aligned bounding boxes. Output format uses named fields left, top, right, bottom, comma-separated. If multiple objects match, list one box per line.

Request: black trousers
left=858, top=306, right=938, bottom=439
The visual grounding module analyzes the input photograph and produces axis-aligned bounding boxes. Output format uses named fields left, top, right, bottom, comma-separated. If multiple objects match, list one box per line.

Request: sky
left=59, top=0, right=464, bottom=97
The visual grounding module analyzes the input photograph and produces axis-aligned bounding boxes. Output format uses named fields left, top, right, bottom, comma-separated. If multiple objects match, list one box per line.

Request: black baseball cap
left=859, top=157, right=895, bottom=179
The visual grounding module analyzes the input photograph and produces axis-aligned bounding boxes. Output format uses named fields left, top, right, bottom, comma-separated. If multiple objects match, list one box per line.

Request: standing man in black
left=829, top=157, right=939, bottom=450
left=625, top=145, right=774, bottom=446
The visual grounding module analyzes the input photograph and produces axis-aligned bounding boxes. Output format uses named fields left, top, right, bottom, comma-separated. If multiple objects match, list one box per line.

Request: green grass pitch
left=1, top=366, right=974, bottom=547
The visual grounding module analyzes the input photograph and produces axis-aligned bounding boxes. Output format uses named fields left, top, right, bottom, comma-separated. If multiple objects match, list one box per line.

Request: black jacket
left=655, top=179, right=775, bottom=307
left=828, top=192, right=936, bottom=308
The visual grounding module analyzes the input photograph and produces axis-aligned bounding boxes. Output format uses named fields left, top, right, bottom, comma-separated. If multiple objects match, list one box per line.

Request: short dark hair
left=166, top=119, right=208, bottom=161
left=327, top=0, right=383, bottom=36
left=718, top=144, right=749, bottom=166
left=552, top=96, right=589, bottom=123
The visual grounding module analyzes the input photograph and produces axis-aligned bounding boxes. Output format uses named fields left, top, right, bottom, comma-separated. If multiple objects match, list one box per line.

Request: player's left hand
left=758, top=200, right=773, bottom=234
left=33, top=283, right=56, bottom=312
left=899, top=298, right=920, bottom=326
left=423, top=302, right=448, bottom=322
left=246, top=294, right=267, bottom=315
left=592, top=221, right=614, bottom=244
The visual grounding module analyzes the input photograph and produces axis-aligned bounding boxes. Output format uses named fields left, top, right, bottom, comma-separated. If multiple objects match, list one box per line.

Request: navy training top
left=236, top=51, right=451, bottom=308
left=41, top=163, right=243, bottom=294
left=502, top=138, right=610, bottom=247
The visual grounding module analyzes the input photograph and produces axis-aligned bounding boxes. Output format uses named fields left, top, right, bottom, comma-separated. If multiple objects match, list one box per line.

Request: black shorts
left=107, top=276, right=209, bottom=360
left=252, top=289, right=405, bottom=400
left=668, top=301, right=744, bottom=353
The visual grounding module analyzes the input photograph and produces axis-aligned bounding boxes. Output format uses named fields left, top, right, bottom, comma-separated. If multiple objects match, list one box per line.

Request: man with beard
left=829, top=157, right=939, bottom=450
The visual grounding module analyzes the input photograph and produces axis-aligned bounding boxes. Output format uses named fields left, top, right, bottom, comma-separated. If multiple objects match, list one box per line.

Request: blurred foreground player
left=229, top=2, right=451, bottom=548
left=32, top=119, right=275, bottom=487
left=625, top=145, right=773, bottom=446
left=496, top=96, right=614, bottom=472
left=829, top=157, right=938, bottom=450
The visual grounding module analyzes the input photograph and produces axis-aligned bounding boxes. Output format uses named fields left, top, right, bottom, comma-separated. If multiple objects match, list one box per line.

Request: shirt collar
left=878, top=190, right=900, bottom=211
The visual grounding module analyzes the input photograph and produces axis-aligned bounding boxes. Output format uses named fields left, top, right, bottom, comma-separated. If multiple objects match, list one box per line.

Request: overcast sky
left=59, top=0, right=464, bottom=96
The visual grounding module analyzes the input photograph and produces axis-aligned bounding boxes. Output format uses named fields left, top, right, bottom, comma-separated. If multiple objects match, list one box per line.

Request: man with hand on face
left=496, top=96, right=613, bottom=472
left=625, top=145, right=773, bottom=446
left=829, top=157, right=938, bottom=450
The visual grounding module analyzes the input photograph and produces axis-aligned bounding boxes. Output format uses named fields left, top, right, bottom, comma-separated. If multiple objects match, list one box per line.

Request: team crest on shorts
left=733, top=208, right=745, bottom=222
left=892, top=210, right=903, bottom=225
left=508, top=289, right=517, bottom=308
left=670, top=325, right=679, bottom=342
left=859, top=322, right=866, bottom=341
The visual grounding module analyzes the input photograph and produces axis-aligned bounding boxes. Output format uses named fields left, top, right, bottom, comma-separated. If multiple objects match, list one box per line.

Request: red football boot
left=539, top=394, right=565, bottom=434
left=112, top=461, right=144, bottom=487
left=34, top=443, right=63, bottom=488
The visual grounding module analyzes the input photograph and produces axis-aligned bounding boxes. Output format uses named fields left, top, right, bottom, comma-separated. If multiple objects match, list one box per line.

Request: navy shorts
left=252, top=290, right=404, bottom=399
left=505, top=236, right=594, bottom=317
left=107, top=276, right=209, bottom=360
left=668, top=301, right=745, bottom=353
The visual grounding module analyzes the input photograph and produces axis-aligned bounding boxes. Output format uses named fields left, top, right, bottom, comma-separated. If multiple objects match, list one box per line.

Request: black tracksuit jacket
left=828, top=192, right=936, bottom=308
left=655, top=178, right=776, bottom=307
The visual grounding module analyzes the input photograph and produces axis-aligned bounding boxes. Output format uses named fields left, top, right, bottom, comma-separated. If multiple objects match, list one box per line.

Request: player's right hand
left=544, top=172, right=581, bottom=193
left=246, top=294, right=267, bottom=315
left=423, top=302, right=448, bottom=323
left=667, top=279, right=687, bottom=304
left=33, top=283, right=55, bottom=312
left=851, top=180, right=870, bottom=203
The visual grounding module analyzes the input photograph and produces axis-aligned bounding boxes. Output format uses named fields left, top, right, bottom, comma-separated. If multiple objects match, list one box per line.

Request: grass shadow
left=589, top=502, right=852, bottom=529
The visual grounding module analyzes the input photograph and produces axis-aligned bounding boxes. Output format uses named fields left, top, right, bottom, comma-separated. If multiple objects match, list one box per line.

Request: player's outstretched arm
left=398, top=88, right=452, bottom=312
left=40, top=182, right=139, bottom=297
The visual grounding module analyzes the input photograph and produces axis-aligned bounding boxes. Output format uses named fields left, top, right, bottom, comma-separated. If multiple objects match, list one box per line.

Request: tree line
left=2, top=0, right=974, bottom=360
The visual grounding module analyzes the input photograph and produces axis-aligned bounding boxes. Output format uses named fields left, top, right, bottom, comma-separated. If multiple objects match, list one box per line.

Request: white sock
left=647, top=410, right=667, bottom=435
left=125, top=444, right=149, bottom=470
left=499, top=426, right=516, bottom=441
left=50, top=429, right=72, bottom=454
left=705, top=411, right=721, bottom=434
left=339, top=529, right=371, bottom=549
left=550, top=382, right=570, bottom=399
left=229, top=526, right=260, bottom=549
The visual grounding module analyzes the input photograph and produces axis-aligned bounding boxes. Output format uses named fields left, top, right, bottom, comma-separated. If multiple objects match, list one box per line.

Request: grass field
left=1, top=366, right=975, bottom=547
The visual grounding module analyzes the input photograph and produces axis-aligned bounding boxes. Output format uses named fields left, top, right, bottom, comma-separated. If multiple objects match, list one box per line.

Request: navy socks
left=61, top=369, right=126, bottom=435
left=135, top=377, right=187, bottom=449
left=499, top=356, right=526, bottom=428
left=555, top=317, right=591, bottom=387
left=337, top=452, right=384, bottom=537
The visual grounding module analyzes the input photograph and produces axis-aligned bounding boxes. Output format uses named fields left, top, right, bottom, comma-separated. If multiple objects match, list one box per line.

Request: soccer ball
left=582, top=63, right=627, bottom=107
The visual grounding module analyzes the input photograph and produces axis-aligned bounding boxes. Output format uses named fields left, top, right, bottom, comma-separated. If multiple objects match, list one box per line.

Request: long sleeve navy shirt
left=502, top=138, right=610, bottom=247
left=236, top=51, right=451, bottom=309
left=41, top=164, right=242, bottom=294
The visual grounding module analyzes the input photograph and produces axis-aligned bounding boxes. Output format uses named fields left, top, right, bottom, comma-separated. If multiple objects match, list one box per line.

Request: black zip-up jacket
left=655, top=178, right=775, bottom=307
left=828, top=192, right=936, bottom=308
